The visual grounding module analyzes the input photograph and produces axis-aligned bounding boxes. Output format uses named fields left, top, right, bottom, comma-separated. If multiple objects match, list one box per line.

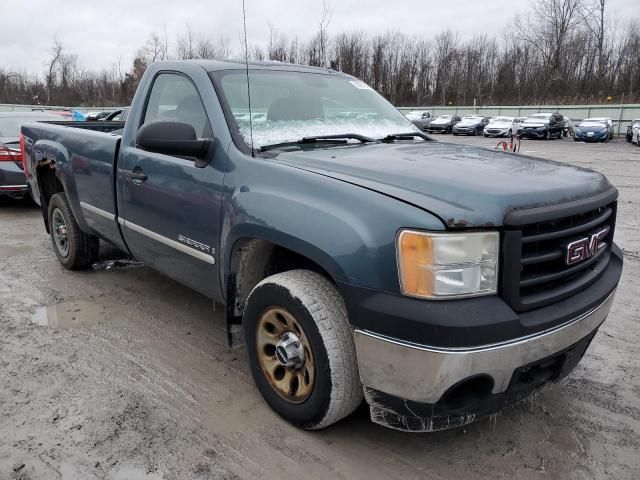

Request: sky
left=1, top=0, right=638, bottom=76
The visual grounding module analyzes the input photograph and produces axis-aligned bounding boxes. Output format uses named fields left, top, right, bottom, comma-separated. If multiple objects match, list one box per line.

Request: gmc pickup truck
left=22, top=60, right=622, bottom=432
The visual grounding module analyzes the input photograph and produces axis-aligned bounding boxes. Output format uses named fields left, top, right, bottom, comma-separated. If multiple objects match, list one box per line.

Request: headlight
left=397, top=230, right=499, bottom=299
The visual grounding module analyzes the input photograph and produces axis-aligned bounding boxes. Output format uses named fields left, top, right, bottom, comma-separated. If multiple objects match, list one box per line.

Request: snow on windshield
left=235, top=115, right=417, bottom=148
left=215, top=69, right=418, bottom=149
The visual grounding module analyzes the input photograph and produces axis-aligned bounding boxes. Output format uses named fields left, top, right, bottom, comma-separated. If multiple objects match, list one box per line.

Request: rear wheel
left=48, top=193, right=99, bottom=270
left=243, top=270, right=362, bottom=430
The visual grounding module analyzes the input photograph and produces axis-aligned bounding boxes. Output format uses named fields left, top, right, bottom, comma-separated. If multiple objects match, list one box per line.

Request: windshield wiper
left=380, top=132, right=431, bottom=142
left=260, top=133, right=377, bottom=152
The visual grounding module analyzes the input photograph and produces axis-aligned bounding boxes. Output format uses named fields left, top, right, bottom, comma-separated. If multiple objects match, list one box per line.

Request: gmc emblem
left=566, top=227, right=609, bottom=265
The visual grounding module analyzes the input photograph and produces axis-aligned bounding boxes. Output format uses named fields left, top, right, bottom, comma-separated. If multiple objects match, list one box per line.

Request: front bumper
left=519, top=127, right=547, bottom=138
left=341, top=244, right=622, bottom=432
left=453, top=127, right=476, bottom=135
left=354, top=291, right=614, bottom=431
left=575, top=132, right=607, bottom=142
left=484, top=128, right=510, bottom=137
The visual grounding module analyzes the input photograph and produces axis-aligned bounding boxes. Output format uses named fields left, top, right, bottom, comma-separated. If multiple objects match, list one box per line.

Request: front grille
left=501, top=201, right=616, bottom=312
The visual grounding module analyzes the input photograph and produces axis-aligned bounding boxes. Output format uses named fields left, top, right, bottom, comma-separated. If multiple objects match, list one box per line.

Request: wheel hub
left=275, top=332, right=305, bottom=369
left=256, top=307, right=315, bottom=403
left=52, top=208, right=70, bottom=257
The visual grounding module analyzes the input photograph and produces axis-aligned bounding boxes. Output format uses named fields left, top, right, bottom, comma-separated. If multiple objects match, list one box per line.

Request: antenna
left=241, top=0, right=255, bottom=155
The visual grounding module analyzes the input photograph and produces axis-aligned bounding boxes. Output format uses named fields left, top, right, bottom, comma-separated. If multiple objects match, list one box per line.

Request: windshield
left=527, top=114, right=551, bottom=121
left=212, top=70, right=416, bottom=149
left=491, top=117, right=513, bottom=123
left=579, top=121, right=606, bottom=128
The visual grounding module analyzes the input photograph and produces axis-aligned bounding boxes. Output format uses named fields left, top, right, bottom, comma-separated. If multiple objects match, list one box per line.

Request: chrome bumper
left=354, top=291, right=615, bottom=404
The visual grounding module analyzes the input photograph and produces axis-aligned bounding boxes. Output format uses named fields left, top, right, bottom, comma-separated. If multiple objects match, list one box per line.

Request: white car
left=483, top=116, right=522, bottom=138
left=630, top=119, right=640, bottom=145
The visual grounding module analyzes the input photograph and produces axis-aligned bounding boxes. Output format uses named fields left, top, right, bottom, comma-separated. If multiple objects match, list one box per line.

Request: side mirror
left=136, top=121, right=212, bottom=159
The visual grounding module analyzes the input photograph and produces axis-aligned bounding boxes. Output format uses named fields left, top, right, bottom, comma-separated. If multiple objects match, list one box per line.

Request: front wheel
left=243, top=270, right=363, bottom=430
left=48, top=192, right=99, bottom=269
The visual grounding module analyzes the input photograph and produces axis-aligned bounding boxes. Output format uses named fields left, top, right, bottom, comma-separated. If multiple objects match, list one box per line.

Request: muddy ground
left=1, top=136, right=639, bottom=480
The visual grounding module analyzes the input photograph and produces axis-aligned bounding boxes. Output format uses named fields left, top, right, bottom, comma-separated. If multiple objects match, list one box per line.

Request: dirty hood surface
left=274, top=142, right=611, bottom=227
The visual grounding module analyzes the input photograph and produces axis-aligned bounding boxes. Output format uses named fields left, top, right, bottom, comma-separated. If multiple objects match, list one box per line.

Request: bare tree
left=46, top=38, right=64, bottom=103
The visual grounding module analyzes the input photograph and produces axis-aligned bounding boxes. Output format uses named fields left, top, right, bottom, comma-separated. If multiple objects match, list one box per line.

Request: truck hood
left=273, top=142, right=611, bottom=228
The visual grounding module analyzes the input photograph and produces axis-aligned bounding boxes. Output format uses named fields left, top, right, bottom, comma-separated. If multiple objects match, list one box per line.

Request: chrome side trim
left=80, top=202, right=115, bottom=221
left=354, top=290, right=615, bottom=404
left=119, top=218, right=215, bottom=264
left=0, top=184, right=28, bottom=189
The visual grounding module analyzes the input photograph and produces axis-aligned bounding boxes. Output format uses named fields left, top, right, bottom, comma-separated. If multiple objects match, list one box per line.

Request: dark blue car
left=574, top=119, right=611, bottom=142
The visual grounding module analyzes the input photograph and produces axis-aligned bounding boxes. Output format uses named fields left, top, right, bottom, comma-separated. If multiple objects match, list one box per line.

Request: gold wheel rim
left=256, top=307, right=315, bottom=404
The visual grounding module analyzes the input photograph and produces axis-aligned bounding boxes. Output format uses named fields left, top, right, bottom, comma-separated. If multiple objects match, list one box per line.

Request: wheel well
left=36, top=162, right=64, bottom=232
left=226, top=239, right=334, bottom=337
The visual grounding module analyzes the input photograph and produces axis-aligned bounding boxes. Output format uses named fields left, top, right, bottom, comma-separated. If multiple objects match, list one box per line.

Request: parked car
left=628, top=119, right=640, bottom=145
left=0, top=112, right=63, bottom=200
left=452, top=116, right=489, bottom=136
left=86, top=111, right=113, bottom=121
left=22, top=59, right=622, bottom=433
left=427, top=114, right=461, bottom=134
left=517, top=112, right=564, bottom=139
left=574, top=119, right=611, bottom=143
left=562, top=115, right=574, bottom=137
left=103, top=107, right=130, bottom=122
left=483, top=116, right=521, bottom=138
left=404, top=111, right=432, bottom=131
left=585, top=117, right=614, bottom=140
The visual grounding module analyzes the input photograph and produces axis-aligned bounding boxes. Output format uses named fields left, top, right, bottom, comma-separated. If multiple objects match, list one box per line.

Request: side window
left=144, top=73, right=212, bottom=137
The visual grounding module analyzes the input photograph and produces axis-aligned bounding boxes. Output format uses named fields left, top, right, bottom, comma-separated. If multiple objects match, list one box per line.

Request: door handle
left=124, top=167, right=147, bottom=184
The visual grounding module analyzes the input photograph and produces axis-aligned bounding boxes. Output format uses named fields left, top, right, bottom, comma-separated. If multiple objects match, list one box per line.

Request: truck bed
left=41, top=120, right=125, bottom=133
left=22, top=121, right=126, bottom=251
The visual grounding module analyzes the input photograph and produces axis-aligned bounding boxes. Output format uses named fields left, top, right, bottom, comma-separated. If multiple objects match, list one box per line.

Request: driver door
left=118, top=72, right=223, bottom=298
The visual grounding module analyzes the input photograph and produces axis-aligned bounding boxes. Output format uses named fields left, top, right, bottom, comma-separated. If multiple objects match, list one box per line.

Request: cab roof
left=156, top=58, right=347, bottom=76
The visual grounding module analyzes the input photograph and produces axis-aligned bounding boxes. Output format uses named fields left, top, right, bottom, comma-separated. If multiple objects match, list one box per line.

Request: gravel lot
left=1, top=136, right=639, bottom=480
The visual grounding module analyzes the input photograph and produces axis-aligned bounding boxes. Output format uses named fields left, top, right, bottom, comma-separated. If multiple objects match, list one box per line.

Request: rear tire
left=47, top=192, right=99, bottom=270
left=243, top=270, right=363, bottom=430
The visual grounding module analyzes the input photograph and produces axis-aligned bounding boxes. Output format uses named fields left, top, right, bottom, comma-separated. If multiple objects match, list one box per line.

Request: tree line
left=1, top=0, right=638, bottom=108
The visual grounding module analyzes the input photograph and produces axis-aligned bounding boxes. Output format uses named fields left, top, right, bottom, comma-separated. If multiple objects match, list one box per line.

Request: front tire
left=243, top=270, right=363, bottom=430
left=47, top=192, right=99, bottom=269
